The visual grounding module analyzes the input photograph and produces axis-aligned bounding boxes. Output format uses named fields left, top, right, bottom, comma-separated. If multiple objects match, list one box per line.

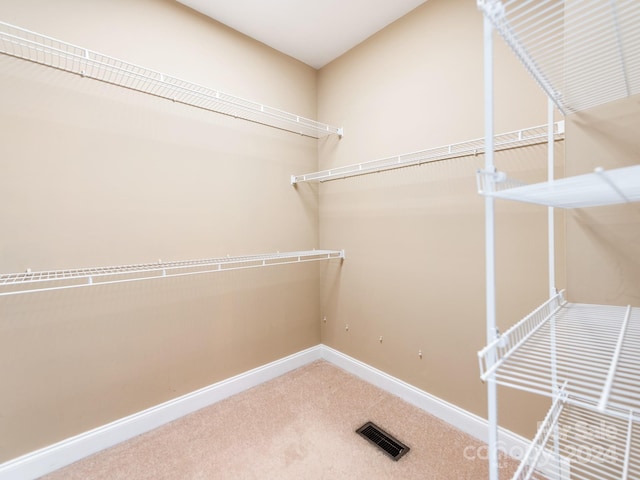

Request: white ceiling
left=176, top=0, right=428, bottom=69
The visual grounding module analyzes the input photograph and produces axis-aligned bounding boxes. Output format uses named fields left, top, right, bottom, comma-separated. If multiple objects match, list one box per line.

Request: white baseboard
left=1, top=344, right=537, bottom=480
left=0, top=345, right=323, bottom=480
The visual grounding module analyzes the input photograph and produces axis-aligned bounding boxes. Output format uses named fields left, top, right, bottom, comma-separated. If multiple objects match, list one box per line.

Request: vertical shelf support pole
left=548, top=98, right=559, bottom=395
left=547, top=98, right=562, bottom=470
left=547, top=99, right=556, bottom=299
left=621, top=410, right=634, bottom=479
left=483, top=13, right=499, bottom=480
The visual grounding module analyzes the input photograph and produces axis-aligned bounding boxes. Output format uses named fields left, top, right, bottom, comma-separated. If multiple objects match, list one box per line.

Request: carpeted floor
left=41, top=360, right=519, bottom=479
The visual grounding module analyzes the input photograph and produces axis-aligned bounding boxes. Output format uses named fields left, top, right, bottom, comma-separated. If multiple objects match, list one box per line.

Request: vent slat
left=356, top=422, right=410, bottom=461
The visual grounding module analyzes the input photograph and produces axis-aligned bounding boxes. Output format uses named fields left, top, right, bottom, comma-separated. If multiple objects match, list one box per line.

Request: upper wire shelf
left=478, top=290, right=640, bottom=415
left=0, top=249, right=345, bottom=296
left=477, top=164, right=640, bottom=208
left=291, top=122, right=564, bottom=184
left=0, top=21, right=343, bottom=139
left=478, top=0, right=640, bottom=114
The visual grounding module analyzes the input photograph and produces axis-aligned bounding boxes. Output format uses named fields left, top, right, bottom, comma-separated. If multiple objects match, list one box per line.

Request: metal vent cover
left=356, top=421, right=410, bottom=461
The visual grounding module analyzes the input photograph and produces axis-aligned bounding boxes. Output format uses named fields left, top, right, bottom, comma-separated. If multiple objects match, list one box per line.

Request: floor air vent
left=356, top=421, right=410, bottom=461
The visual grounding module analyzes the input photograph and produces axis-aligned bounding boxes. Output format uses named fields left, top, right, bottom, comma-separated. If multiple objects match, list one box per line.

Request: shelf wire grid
left=479, top=291, right=640, bottom=415
left=477, top=164, right=640, bottom=208
left=292, top=122, right=564, bottom=184
left=0, top=21, right=342, bottom=139
left=0, top=250, right=344, bottom=296
left=479, top=0, right=640, bottom=114
left=512, top=391, right=639, bottom=480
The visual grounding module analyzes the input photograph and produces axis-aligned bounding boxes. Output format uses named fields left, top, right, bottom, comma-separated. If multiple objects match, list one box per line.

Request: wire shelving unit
left=291, top=122, right=564, bottom=184
left=0, top=21, right=343, bottom=139
left=0, top=250, right=345, bottom=296
left=477, top=1, right=640, bottom=479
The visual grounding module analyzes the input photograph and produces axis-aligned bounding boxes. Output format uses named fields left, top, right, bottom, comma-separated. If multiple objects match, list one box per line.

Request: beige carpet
left=41, top=360, right=519, bottom=479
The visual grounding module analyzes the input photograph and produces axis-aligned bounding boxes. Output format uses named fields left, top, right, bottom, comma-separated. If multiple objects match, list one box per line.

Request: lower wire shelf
left=478, top=291, right=640, bottom=414
left=512, top=389, right=639, bottom=480
left=0, top=249, right=345, bottom=296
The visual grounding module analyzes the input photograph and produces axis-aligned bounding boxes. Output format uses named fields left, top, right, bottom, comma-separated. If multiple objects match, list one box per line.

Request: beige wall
left=0, top=0, right=323, bottom=461
left=316, top=0, right=566, bottom=439
left=565, top=94, right=640, bottom=306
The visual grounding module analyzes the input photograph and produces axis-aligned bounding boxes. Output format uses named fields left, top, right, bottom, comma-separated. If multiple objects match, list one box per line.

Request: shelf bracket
left=476, top=168, right=507, bottom=195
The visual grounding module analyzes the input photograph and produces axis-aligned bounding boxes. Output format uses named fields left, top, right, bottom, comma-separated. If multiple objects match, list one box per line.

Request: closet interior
left=0, top=1, right=639, bottom=479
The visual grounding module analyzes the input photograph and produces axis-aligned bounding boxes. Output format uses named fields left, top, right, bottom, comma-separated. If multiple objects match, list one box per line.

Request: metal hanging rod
left=478, top=0, right=640, bottom=114
left=0, top=21, right=343, bottom=139
left=291, top=121, right=564, bottom=184
left=477, top=164, right=640, bottom=208
left=0, top=249, right=345, bottom=296
left=478, top=290, right=640, bottom=414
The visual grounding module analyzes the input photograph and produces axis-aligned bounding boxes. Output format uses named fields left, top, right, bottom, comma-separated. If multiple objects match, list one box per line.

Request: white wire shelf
left=478, top=0, right=640, bottom=115
left=478, top=290, right=640, bottom=415
left=291, top=122, right=565, bottom=184
left=0, top=21, right=342, bottom=139
left=477, top=164, right=640, bottom=208
left=511, top=388, right=639, bottom=480
left=0, top=250, right=345, bottom=296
